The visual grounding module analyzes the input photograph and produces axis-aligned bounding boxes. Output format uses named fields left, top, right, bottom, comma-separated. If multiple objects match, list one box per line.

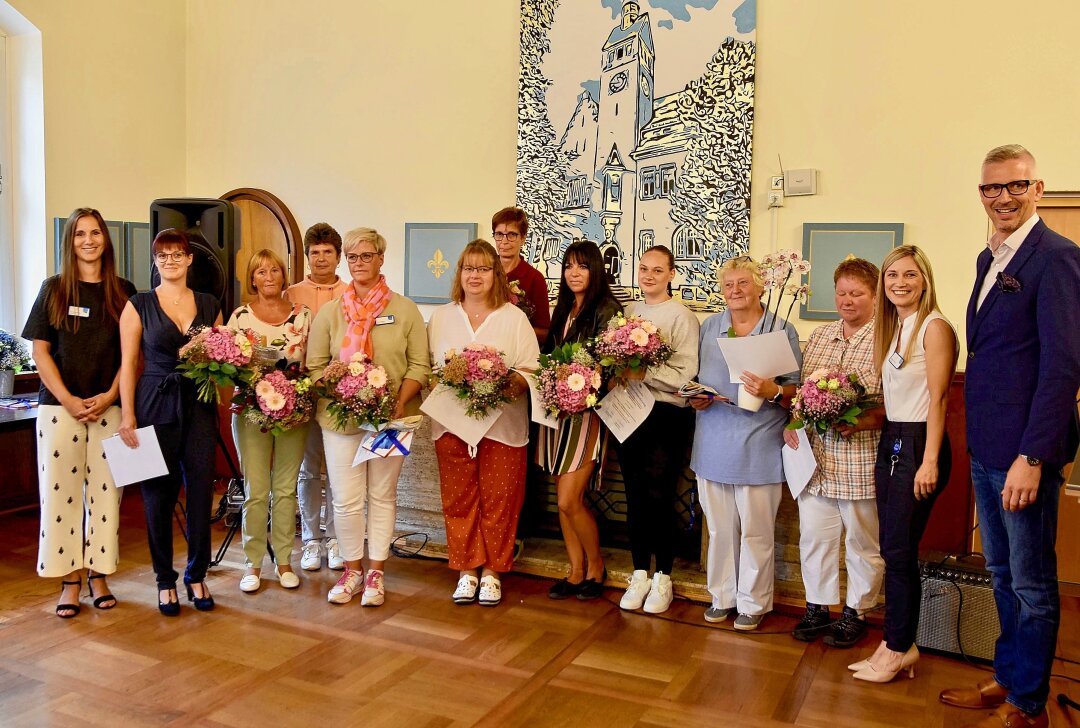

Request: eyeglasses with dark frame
left=345, top=252, right=379, bottom=264
left=493, top=231, right=522, bottom=241
left=978, top=179, right=1039, bottom=198
left=154, top=251, right=189, bottom=263
left=462, top=266, right=494, bottom=275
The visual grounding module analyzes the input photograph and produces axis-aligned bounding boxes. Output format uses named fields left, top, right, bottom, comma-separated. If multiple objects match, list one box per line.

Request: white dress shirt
left=976, top=213, right=1039, bottom=311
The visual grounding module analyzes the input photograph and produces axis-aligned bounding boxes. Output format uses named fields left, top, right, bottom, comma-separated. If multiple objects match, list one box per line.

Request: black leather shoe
left=548, top=578, right=583, bottom=600
left=158, top=587, right=180, bottom=617
left=576, top=568, right=607, bottom=601
left=184, top=579, right=215, bottom=611
left=792, top=602, right=831, bottom=641
left=824, top=606, right=867, bottom=648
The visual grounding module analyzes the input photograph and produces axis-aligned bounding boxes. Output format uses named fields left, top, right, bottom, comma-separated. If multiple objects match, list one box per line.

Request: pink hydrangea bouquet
left=232, top=362, right=314, bottom=436
left=590, top=313, right=673, bottom=380
left=787, top=367, right=867, bottom=435
left=536, top=342, right=603, bottom=419
left=177, top=325, right=259, bottom=403
left=508, top=280, right=535, bottom=320
left=432, top=343, right=513, bottom=419
left=316, top=352, right=394, bottom=430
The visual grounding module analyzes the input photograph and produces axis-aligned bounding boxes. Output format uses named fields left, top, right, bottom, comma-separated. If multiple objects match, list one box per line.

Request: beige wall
left=18, top=0, right=1080, bottom=349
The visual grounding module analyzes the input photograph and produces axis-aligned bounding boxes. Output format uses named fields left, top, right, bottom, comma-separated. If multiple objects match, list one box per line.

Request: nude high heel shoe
left=852, top=645, right=919, bottom=683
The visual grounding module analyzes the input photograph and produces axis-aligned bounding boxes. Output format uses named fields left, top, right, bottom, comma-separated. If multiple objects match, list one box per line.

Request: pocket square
left=996, top=271, right=1022, bottom=293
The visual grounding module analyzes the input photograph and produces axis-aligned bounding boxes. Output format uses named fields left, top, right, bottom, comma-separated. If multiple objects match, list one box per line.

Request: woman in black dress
left=118, top=228, right=222, bottom=616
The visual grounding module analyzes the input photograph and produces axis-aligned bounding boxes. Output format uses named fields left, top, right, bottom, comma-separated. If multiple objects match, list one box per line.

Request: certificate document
left=102, top=426, right=170, bottom=487
left=782, top=427, right=818, bottom=500
left=596, top=380, right=654, bottom=443
left=716, top=329, right=799, bottom=383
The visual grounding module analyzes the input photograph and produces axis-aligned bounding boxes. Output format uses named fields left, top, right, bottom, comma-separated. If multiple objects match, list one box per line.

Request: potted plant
left=0, top=329, right=32, bottom=397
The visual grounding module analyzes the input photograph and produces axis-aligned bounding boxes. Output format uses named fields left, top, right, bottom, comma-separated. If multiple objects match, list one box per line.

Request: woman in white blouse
left=850, top=245, right=957, bottom=683
left=227, top=248, right=312, bottom=594
left=427, top=240, right=540, bottom=606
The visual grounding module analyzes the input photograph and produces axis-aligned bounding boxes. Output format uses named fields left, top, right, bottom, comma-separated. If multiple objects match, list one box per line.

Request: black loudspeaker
left=915, top=554, right=1000, bottom=663
left=149, top=198, right=241, bottom=316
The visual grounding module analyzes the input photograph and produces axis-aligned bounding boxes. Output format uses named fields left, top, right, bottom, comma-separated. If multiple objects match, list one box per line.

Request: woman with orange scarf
left=306, top=228, right=430, bottom=606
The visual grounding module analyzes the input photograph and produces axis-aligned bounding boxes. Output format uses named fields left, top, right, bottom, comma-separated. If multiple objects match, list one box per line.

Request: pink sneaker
left=327, top=568, right=363, bottom=604
left=361, top=569, right=385, bottom=607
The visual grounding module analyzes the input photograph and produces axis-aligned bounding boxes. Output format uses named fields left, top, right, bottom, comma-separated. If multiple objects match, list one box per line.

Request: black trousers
left=140, top=403, right=219, bottom=590
left=874, top=420, right=951, bottom=652
left=614, top=402, right=694, bottom=574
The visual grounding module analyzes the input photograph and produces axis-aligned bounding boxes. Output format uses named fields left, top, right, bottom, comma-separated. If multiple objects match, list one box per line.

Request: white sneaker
left=643, top=572, right=673, bottom=614
left=326, top=539, right=344, bottom=570
left=453, top=574, right=478, bottom=604
left=300, top=540, right=322, bottom=571
left=327, top=568, right=363, bottom=604
left=361, top=569, right=385, bottom=607
left=478, top=575, right=502, bottom=607
left=619, top=569, right=651, bottom=610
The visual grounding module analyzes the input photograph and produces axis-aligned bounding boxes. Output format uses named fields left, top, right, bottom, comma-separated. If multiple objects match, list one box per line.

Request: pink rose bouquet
left=316, top=352, right=394, bottom=430
left=232, top=362, right=314, bottom=436
left=177, top=325, right=259, bottom=403
left=590, top=313, right=673, bottom=380
left=536, top=342, right=603, bottom=419
left=788, top=367, right=867, bottom=435
left=431, top=343, right=513, bottom=419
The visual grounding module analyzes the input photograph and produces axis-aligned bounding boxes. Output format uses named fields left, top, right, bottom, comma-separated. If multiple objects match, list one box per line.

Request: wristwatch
left=1021, top=454, right=1042, bottom=467
left=770, top=387, right=784, bottom=404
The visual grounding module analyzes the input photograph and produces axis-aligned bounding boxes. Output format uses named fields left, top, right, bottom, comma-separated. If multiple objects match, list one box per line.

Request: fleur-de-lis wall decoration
left=428, top=249, right=450, bottom=279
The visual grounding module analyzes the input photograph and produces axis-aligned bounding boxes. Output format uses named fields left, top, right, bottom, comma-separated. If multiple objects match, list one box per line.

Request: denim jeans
left=971, top=457, right=1062, bottom=715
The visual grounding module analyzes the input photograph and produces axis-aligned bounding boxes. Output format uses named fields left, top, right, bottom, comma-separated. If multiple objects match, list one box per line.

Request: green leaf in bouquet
left=208, top=361, right=220, bottom=372
left=220, top=363, right=236, bottom=375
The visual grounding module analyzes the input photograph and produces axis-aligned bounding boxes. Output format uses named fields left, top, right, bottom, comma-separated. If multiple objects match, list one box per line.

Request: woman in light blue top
left=690, top=256, right=801, bottom=631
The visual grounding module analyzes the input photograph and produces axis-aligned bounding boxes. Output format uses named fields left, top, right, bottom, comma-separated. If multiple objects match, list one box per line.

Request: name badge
left=68, top=306, right=90, bottom=318
left=375, top=315, right=395, bottom=326
left=888, top=352, right=905, bottom=369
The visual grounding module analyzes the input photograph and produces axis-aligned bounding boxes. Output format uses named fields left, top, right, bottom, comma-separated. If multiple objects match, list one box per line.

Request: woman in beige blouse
left=306, top=228, right=430, bottom=607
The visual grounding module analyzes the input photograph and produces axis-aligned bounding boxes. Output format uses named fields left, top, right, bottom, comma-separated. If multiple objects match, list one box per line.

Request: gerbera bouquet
left=177, top=325, right=259, bottom=403
left=535, top=342, right=603, bottom=419
left=0, top=329, right=31, bottom=372
left=316, top=352, right=394, bottom=431
left=787, top=367, right=867, bottom=435
left=508, top=280, right=535, bottom=320
left=431, top=343, right=513, bottom=419
left=590, top=314, right=673, bottom=379
left=233, top=362, right=314, bottom=436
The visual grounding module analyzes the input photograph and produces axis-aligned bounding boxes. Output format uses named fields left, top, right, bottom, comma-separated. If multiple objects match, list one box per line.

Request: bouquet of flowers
left=535, top=342, right=603, bottom=419
left=590, top=313, right=673, bottom=379
left=177, top=325, right=259, bottom=403
left=316, top=352, right=394, bottom=431
left=0, top=329, right=31, bottom=372
left=787, top=367, right=867, bottom=435
left=508, top=280, right=535, bottom=320
left=431, top=343, right=513, bottom=419
left=232, top=361, right=314, bottom=436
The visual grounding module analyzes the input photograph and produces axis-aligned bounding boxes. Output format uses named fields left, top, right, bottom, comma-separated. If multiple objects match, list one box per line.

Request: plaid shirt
left=803, top=318, right=882, bottom=500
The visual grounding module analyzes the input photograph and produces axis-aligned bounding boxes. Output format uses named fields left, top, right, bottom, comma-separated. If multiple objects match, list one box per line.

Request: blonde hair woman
left=850, top=245, right=957, bottom=683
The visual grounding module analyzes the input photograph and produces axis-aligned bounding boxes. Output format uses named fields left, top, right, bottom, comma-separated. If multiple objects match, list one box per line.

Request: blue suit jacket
left=965, top=219, right=1080, bottom=469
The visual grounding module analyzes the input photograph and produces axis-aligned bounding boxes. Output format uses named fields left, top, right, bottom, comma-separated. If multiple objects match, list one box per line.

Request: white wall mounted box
left=784, top=168, right=818, bottom=196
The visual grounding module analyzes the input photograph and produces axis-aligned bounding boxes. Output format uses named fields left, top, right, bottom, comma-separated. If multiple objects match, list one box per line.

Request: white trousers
left=322, top=429, right=404, bottom=562
left=36, top=405, right=123, bottom=577
left=297, top=420, right=335, bottom=541
left=697, top=478, right=782, bottom=615
left=797, top=492, right=883, bottom=611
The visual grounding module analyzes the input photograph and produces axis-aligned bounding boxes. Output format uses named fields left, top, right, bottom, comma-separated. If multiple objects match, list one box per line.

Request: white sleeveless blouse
left=881, top=311, right=952, bottom=422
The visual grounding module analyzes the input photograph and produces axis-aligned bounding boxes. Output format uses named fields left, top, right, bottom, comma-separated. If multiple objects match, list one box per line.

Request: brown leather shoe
left=940, top=677, right=1009, bottom=709
left=962, top=704, right=1047, bottom=727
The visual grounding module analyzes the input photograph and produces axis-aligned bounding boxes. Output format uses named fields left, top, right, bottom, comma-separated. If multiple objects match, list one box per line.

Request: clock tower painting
left=517, top=0, right=757, bottom=312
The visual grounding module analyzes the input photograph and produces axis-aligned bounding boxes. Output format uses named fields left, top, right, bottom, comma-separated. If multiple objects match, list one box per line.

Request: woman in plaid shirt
left=785, top=258, right=885, bottom=649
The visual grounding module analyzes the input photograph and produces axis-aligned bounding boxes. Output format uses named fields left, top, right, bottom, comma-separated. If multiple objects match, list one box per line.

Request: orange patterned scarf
left=338, top=275, right=393, bottom=361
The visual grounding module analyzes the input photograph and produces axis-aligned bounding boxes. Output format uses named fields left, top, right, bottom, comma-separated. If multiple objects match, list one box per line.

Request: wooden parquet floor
left=1, top=493, right=1077, bottom=727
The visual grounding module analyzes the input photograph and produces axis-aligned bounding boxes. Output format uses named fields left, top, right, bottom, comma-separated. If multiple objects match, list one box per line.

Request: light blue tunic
left=690, top=310, right=802, bottom=485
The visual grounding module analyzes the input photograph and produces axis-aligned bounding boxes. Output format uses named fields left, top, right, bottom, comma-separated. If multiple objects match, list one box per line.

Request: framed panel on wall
left=403, top=222, right=477, bottom=304
left=800, top=222, right=903, bottom=320
left=124, top=222, right=152, bottom=291
left=53, top=217, right=125, bottom=278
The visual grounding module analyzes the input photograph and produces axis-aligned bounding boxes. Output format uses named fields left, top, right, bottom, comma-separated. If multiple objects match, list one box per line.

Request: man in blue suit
left=940, top=144, right=1080, bottom=728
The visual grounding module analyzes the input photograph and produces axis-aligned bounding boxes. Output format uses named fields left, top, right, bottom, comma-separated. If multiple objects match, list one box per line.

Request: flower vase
left=737, top=384, right=764, bottom=412
left=0, top=370, right=13, bottom=397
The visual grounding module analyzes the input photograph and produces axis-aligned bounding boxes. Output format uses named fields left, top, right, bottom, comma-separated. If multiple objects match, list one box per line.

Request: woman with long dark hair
left=540, top=240, right=622, bottom=601
left=22, top=208, right=135, bottom=617
left=118, top=228, right=223, bottom=616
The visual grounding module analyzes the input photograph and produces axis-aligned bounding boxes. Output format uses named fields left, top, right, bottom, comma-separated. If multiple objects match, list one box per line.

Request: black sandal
left=87, top=573, right=117, bottom=610
left=56, top=579, right=82, bottom=619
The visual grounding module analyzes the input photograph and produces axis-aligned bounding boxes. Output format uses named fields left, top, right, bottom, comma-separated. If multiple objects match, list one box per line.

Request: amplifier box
left=915, top=554, right=1000, bottom=663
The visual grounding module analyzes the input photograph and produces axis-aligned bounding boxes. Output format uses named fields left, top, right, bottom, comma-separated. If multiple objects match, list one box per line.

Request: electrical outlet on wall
left=768, top=190, right=784, bottom=208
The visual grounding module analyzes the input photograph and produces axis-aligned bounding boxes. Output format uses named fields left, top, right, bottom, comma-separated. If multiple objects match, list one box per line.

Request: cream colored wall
left=12, top=0, right=186, bottom=257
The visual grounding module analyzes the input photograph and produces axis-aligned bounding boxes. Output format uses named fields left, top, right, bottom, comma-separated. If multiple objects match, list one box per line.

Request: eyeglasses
left=493, top=232, right=521, bottom=241
left=346, top=252, right=378, bottom=264
left=462, top=266, right=494, bottom=275
left=979, top=179, right=1038, bottom=198
left=154, top=252, right=188, bottom=263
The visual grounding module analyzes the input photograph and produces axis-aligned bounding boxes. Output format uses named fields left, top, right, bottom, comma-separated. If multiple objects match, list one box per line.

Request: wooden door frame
left=219, top=188, right=304, bottom=285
